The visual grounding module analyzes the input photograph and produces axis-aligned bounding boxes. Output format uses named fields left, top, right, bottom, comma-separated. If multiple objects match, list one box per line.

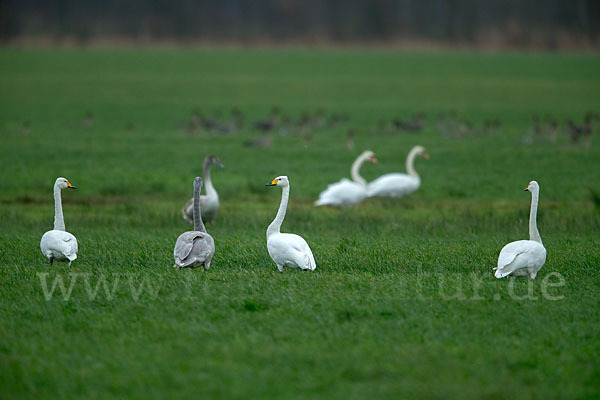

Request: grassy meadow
left=1, top=49, right=599, bottom=399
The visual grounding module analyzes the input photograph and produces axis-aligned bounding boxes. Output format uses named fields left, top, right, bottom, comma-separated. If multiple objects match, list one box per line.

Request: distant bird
left=182, top=155, right=224, bottom=225
left=216, top=107, right=244, bottom=134
left=21, top=120, right=31, bottom=136
left=367, top=145, right=428, bottom=198
left=253, top=107, right=280, bottom=131
left=566, top=114, right=592, bottom=145
left=494, top=181, right=546, bottom=279
left=40, top=177, right=78, bottom=266
left=544, top=119, right=559, bottom=142
left=393, top=114, right=424, bottom=132
left=265, top=176, right=316, bottom=272
left=82, top=111, right=94, bottom=128
left=243, top=133, right=272, bottom=148
left=346, top=129, right=355, bottom=150
left=315, top=150, right=377, bottom=207
left=174, top=177, right=215, bottom=270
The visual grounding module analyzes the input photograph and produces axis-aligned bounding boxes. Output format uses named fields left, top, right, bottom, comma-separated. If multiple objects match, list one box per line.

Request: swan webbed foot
left=49, top=257, right=53, bottom=265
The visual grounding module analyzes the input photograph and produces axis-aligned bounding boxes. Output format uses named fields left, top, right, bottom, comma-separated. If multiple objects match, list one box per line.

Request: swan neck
left=193, top=181, right=206, bottom=233
left=203, top=161, right=216, bottom=195
left=53, top=184, right=65, bottom=231
left=350, top=154, right=367, bottom=186
left=529, top=188, right=542, bottom=245
left=406, top=148, right=420, bottom=179
left=267, top=185, right=289, bottom=237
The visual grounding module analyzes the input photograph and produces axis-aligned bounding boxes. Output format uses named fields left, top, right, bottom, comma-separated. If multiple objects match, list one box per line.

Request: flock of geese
left=39, top=146, right=547, bottom=280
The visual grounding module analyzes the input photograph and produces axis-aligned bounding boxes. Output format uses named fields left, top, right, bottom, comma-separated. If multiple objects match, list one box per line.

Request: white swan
left=182, top=155, right=224, bottom=224
left=174, top=177, right=215, bottom=269
left=40, top=177, right=78, bottom=266
left=266, top=176, right=316, bottom=272
left=367, top=145, right=428, bottom=198
left=315, top=150, right=377, bottom=207
left=494, top=181, right=546, bottom=279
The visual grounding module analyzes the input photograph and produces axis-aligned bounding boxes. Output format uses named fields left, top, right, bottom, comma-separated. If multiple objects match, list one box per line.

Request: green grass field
left=1, top=49, right=599, bottom=399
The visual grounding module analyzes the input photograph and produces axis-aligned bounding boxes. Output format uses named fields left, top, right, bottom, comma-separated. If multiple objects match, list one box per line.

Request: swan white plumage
left=40, top=177, right=78, bottom=266
left=266, top=176, right=316, bottom=272
left=367, top=145, right=428, bottom=198
left=494, top=180, right=546, bottom=279
left=182, top=155, right=224, bottom=224
left=315, top=150, right=377, bottom=207
left=174, top=177, right=215, bottom=269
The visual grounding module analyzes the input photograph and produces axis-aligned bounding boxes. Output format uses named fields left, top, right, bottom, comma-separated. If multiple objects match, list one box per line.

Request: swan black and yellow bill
left=265, top=178, right=279, bottom=186
left=66, top=181, right=77, bottom=189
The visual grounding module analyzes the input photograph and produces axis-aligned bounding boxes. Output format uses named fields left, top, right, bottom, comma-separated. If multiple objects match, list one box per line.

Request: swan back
left=496, top=240, right=546, bottom=279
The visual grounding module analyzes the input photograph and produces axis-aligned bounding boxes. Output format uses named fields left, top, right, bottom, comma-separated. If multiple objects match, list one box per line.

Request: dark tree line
left=1, top=0, right=599, bottom=49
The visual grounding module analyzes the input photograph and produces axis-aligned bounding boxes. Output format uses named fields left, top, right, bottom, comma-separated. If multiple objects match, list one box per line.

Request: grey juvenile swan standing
left=182, top=155, right=224, bottom=224
left=174, top=177, right=215, bottom=269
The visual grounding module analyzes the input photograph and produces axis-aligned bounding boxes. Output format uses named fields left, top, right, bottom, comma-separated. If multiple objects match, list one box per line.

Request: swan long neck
left=267, top=185, right=289, bottom=237
left=203, top=160, right=216, bottom=196
left=406, top=148, right=420, bottom=180
left=529, top=188, right=542, bottom=245
left=193, top=180, right=206, bottom=233
left=53, top=184, right=65, bottom=231
left=350, top=154, right=368, bottom=186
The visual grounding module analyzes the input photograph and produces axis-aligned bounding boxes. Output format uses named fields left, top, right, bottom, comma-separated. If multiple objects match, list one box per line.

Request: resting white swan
left=182, top=155, right=224, bottom=224
left=266, top=176, right=316, bottom=272
left=315, top=150, right=377, bottom=207
left=494, top=181, right=546, bottom=279
left=174, top=177, right=215, bottom=269
left=40, top=177, right=78, bottom=266
left=367, top=145, right=428, bottom=198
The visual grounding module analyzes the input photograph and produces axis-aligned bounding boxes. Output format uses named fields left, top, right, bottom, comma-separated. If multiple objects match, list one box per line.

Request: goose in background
left=40, top=177, right=78, bottom=266
left=243, top=133, right=272, bottom=148
left=174, top=177, right=215, bottom=269
left=494, top=181, right=546, bottom=279
left=266, top=176, right=316, bottom=272
left=182, top=155, right=224, bottom=225
left=367, top=145, right=428, bottom=198
left=315, top=150, right=377, bottom=207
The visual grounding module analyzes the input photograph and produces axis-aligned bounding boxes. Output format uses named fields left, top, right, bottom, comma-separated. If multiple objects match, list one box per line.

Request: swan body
left=174, top=177, right=215, bottom=269
left=367, top=145, right=428, bottom=198
left=182, top=155, right=224, bottom=224
left=266, top=176, right=316, bottom=272
left=315, top=150, right=377, bottom=207
left=40, top=177, right=78, bottom=265
left=495, top=181, right=546, bottom=279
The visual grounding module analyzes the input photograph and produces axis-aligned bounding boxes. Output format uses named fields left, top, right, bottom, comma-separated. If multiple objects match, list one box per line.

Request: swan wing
left=174, top=231, right=204, bottom=263
left=367, top=173, right=419, bottom=198
left=181, top=198, right=194, bottom=224
left=495, top=240, right=546, bottom=278
left=41, top=230, right=78, bottom=261
left=268, top=234, right=316, bottom=271
left=315, top=179, right=367, bottom=206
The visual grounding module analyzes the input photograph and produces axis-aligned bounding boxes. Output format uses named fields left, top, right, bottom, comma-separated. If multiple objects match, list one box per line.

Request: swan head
left=265, top=176, right=289, bottom=187
left=412, top=145, right=429, bottom=159
left=205, top=155, right=224, bottom=168
left=360, top=150, right=378, bottom=164
left=55, top=177, right=77, bottom=190
left=525, top=180, right=539, bottom=193
left=194, top=176, right=203, bottom=191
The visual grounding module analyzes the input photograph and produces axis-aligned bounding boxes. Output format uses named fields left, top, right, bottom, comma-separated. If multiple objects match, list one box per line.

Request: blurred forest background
left=1, top=0, right=599, bottom=50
